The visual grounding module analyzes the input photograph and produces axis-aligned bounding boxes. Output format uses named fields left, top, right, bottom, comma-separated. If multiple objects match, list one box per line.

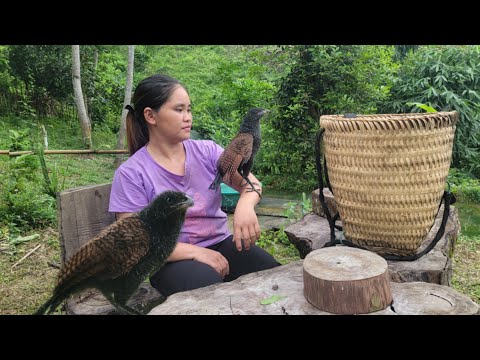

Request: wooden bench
left=149, top=260, right=479, bottom=315
left=57, top=183, right=164, bottom=315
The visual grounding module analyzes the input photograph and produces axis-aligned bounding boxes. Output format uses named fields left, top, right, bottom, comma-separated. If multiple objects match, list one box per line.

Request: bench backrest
left=57, top=183, right=115, bottom=263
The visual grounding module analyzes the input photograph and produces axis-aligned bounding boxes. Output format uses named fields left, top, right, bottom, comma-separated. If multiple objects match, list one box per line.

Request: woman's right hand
left=192, top=247, right=229, bottom=278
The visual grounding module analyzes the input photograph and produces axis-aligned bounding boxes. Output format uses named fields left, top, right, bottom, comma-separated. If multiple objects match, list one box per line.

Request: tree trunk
left=87, top=48, right=99, bottom=122
left=114, top=45, right=135, bottom=168
left=72, top=45, right=92, bottom=149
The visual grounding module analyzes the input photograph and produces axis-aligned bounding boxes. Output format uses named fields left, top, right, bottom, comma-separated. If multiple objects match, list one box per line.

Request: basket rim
left=320, top=111, right=458, bottom=123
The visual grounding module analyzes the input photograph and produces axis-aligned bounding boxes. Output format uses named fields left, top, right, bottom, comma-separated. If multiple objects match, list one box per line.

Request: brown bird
left=209, top=108, right=269, bottom=198
left=34, top=191, right=194, bottom=315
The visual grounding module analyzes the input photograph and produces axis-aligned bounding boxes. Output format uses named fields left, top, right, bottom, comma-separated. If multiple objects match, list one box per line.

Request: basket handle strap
left=315, top=129, right=342, bottom=246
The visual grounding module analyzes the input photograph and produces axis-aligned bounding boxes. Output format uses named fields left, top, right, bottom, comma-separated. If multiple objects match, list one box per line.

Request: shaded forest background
left=2, top=44, right=480, bottom=230
left=2, top=45, right=480, bottom=177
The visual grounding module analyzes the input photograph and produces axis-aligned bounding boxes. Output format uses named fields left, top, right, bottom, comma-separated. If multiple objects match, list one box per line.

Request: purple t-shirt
left=109, top=139, right=230, bottom=248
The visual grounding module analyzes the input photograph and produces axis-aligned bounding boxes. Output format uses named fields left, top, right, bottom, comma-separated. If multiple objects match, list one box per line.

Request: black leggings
left=150, top=235, right=280, bottom=296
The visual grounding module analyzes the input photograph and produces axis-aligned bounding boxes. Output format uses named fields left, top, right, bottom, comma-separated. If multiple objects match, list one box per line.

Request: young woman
left=109, top=74, right=279, bottom=296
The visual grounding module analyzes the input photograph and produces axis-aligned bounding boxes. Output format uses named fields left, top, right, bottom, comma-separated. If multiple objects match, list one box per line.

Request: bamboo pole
left=2, top=149, right=130, bottom=156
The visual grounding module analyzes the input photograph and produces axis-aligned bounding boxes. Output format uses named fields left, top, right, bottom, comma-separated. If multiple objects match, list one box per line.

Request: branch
left=11, top=244, right=42, bottom=270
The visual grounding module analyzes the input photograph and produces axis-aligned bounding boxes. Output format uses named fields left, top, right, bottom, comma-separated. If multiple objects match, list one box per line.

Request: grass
left=44, top=154, right=125, bottom=190
left=454, top=202, right=480, bottom=238
left=0, top=227, right=61, bottom=315
left=452, top=235, right=480, bottom=304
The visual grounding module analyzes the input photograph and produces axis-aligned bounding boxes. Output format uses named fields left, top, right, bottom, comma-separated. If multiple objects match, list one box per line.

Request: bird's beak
left=179, top=195, right=194, bottom=210
left=261, top=109, right=270, bottom=116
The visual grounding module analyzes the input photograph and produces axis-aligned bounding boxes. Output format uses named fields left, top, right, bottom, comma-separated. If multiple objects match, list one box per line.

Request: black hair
left=126, top=74, right=183, bottom=155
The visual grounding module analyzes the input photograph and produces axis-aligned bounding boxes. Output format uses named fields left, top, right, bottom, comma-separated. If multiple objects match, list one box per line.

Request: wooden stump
left=303, top=247, right=392, bottom=314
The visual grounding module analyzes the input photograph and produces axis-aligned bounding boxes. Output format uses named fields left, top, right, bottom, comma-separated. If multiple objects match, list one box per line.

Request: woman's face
left=148, top=86, right=192, bottom=143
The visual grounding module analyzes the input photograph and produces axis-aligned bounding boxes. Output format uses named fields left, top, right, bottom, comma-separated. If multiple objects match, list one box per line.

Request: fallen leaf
left=260, top=294, right=286, bottom=305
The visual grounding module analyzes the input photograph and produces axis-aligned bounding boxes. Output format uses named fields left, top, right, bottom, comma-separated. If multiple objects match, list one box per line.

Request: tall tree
left=72, top=45, right=92, bottom=149
left=114, top=45, right=135, bottom=168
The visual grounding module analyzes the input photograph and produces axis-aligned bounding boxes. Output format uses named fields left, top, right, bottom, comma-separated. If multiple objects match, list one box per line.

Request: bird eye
left=166, top=197, right=172, bottom=204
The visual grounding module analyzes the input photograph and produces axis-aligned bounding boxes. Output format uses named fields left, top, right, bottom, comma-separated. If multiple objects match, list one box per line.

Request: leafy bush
left=448, top=168, right=480, bottom=203
left=382, top=45, right=480, bottom=177
left=0, top=158, right=56, bottom=231
left=0, top=121, right=56, bottom=231
left=263, top=45, right=397, bottom=192
left=257, top=228, right=300, bottom=264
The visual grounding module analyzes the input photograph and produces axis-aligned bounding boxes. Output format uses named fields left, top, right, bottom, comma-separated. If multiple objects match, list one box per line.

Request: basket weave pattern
left=320, top=112, right=458, bottom=256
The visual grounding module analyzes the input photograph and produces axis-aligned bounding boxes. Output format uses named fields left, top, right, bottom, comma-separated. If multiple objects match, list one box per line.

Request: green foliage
left=283, top=192, right=312, bottom=221
left=6, top=45, right=125, bottom=128
left=0, top=46, right=13, bottom=93
left=88, top=47, right=129, bottom=127
left=393, top=45, right=419, bottom=61
left=3, top=233, right=40, bottom=256
left=8, top=128, right=33, bottom=151
left=448, top=168, right=480, bottom=203
left=143, top=46, right=278, bottom=147
left=8, top=45, right=72, bottom=100
left=37, top=145, right=66, bottom=198
left=0, top=115, right=118, bottom=233
left=406, top=102, right=437, bottom=113
left=257, top=228, right=300, bottom=265
left=382, top=45, right=480, bottom=176
left=267, top=45, right=397, bottom=192
left=0, top=159, right=56, bottom=231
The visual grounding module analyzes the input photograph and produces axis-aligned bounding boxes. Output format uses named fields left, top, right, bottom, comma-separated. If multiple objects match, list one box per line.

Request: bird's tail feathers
left=33, top=281, right=81, bottom=315
left=209, top=173, right=222, bottom=191
left=33, top=290, right=66, bottom=315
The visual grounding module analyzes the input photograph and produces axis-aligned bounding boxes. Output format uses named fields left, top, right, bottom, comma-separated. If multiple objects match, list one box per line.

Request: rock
left=311, top=188, right=337, bottom=217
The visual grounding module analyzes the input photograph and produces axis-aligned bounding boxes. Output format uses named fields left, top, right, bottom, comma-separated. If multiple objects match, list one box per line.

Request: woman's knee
left=150, top=260, right=223, bottom=296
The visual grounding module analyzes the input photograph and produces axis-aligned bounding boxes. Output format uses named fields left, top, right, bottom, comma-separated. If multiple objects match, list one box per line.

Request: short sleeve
left=208, top=140, right=224, bottom=171
left=109, top=167, right=149, bottom=213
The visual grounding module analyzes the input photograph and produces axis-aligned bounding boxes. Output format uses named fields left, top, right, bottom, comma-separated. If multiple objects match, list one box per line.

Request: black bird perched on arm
left=209, top=108, right=269, bottom=198
left=34, top=191, right=194, bottom=315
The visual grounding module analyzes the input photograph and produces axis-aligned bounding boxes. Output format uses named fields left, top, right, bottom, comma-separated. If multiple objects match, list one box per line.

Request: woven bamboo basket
left=319, top=111, right=458, bottom=256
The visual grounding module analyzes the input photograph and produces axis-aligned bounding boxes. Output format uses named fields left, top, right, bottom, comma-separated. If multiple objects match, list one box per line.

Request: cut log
left=65, top=283, right=164, bottom=315
left=311, top=188, right=337, bottom=217
left=148, top=260, right=478, bottom=315
left=303, top=247, right=392, bottom=314
left=284, top=205, right=459, bottom=286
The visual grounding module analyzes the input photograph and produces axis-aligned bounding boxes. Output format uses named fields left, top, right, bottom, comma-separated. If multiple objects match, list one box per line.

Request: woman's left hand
left=232, top=198, right=261, bottom=251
